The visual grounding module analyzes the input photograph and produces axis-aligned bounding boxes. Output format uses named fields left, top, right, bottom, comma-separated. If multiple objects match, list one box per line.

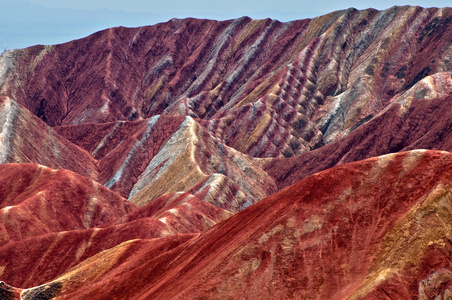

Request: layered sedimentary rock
left=0, top=163, right=133, bottom=246
left=55, top=115, right=186, bottom=197
left=8, top=150, right=452, bottom=299
left=0, top=164, right=230, bottom=289
left=0, top=96, right=98, bottom=179
left=56, top=114, right=277, bottom=211
left=265, top=88, right=452, bottom=190
left=1, top=6, right=451, bottom=158
left=126, top=115, right=277, bottom=211
left=0, top=5, right=451, bottom=299
left=0, top=6, right=450, bottom=207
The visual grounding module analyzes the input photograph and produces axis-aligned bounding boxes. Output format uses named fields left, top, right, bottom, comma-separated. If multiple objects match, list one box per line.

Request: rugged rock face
left=0, top=5, right=451, bottom=299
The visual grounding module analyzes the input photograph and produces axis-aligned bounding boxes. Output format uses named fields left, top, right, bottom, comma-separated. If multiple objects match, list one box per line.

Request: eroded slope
left=11, top=150, right=452, bottom=299
left=1, top=6, right=451, bottom=159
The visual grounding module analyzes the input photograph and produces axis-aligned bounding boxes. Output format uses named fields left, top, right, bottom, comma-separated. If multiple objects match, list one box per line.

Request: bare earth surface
left=0, top=5, right=451, bottom=299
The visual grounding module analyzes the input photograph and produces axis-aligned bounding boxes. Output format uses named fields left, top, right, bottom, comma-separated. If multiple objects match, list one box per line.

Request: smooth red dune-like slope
left=0, top=164, right=231, bottom=290
left=0, top=5, right=451, bottom=300
left=6, top=150, right=452, bottom=299
left=0, top=163, right=134, bottom=246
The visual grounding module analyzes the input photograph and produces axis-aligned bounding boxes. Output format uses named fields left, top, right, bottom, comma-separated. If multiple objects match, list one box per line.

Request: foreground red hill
left=0, top=163, right=134, bottom=245
left=0, top=165, right=230, bottom=289
left=2, top=150, right=451, bottom=299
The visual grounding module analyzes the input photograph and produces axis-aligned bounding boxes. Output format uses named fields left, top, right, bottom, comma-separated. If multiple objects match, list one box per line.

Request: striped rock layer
left=0, top=5, right=451, bottom=300
left=4, top=150, right=452, bottom=299
left=0, top=164, right=231, bottom=290
left=0, top=6, right=450, bottom=205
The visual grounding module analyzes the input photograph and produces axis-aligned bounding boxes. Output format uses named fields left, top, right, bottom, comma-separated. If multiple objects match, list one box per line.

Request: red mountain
left=4, top=150, right=452, bottom=299
left=0, top=165, right=230, bottom=289
left=0, top=5, right=451, bottom=299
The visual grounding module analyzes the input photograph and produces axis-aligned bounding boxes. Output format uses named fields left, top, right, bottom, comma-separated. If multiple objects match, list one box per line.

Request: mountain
left=0, top=164, right=230, bottom=289
left=0, top=5, right=451, bottom=299
left=4, top=150, right=452, bottom=299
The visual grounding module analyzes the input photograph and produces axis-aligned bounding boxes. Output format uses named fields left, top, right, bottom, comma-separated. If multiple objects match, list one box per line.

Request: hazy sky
left=1, top=0, right=451, bottom=50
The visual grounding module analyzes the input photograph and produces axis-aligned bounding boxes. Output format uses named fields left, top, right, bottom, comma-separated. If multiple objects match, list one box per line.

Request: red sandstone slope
left=0, top=163, right=134, bottom=246
left=119, top=192, right=233, bottom=232
left=55, top=116, right=186, bottom=197
left=0, top=196, right=230, bottom=289
left=0, top=164, right=231, bottom=289
left=0, top=6, right=450, bottom=211
left=1, top=6, right=451, bottom=158
left=0, top=6, right=450, bottom=213
left=0, top=233, right=197, bottom=295
left=0, top=96, right=98, bottom=180
left=265, top=84, right=452, bottom=190
left=9, top=150, right=452, bottom=299
left=0, top=91, right=277, bottom=212
left=0, top=6, right=451, bottom=299
left=57, top=114, right=277, bottom=211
